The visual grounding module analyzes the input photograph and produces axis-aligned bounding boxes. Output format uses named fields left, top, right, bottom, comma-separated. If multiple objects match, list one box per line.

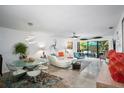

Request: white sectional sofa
left=47, top=55, right=74, bottom=68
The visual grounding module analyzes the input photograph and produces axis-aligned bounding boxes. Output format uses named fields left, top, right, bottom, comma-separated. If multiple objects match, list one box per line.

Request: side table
left=72, top=61, right=81, bottom=70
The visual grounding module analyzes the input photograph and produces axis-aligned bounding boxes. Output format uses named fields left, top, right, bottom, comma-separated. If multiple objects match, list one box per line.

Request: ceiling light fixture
left=27, top=22, right=33, bottom=26
left=108, top=26, right=114, bottom=29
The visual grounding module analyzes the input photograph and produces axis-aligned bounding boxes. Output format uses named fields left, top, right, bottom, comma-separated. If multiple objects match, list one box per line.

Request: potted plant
left=13, top=42, right=28, bottom=60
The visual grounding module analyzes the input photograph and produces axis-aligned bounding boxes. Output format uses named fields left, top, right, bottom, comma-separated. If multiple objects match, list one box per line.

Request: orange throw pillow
left=58, top=52, right=64, bottom=57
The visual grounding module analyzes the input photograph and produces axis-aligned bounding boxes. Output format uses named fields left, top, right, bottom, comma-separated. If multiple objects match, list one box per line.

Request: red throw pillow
left=116, top=53, right=124, bottom=63
left=108, top=50, right=124, bottom=83
left=109, top=62, right=124, bottom=83
left=107, top=50, right=116, bottom=59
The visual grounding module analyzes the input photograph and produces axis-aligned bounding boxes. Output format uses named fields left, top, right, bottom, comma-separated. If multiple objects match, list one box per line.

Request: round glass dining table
left=13, top=59, right=47, bottom=68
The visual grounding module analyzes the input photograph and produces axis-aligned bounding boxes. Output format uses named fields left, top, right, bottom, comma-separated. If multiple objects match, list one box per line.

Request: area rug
left=2, top=72, right=68, bottom=88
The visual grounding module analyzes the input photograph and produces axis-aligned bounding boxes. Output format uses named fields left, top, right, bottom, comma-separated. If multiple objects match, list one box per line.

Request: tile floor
left=47, top=58, right=102, bottom=88
left=0, top=58, right=103, bottom=88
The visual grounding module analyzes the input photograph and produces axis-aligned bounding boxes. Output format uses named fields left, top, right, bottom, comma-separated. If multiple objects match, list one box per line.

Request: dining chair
left=27, top=70, right=41, bottom=82
left=0, top=54, right=3, bottom=76
left=38, top=65, right=48, bottom=73
left=6, top=63, right=26, bottom=78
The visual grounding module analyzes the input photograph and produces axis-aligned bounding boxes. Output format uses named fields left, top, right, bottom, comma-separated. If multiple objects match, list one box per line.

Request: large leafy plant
left=13, top=42, right=28, bottom=57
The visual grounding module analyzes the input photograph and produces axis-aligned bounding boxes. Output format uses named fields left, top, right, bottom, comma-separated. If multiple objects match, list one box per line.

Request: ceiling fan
left=80, top=36, right=103, bottom=40
left=70, top=32, right=80, bottom=38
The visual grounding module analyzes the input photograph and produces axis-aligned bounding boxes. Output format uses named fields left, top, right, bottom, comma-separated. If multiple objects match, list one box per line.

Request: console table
left=96, top=62, right=124, bottom=88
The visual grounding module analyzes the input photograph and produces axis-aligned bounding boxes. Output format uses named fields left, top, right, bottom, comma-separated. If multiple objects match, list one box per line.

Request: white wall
left=0, top=27, right=28, bottom=73
left=114, top=11, right=124, bottom=52
left=0, top=27, right=67, bottom=73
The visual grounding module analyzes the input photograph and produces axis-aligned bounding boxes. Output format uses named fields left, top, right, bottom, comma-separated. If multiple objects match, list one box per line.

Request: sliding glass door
left=79, top=40, right=109, bottom=58
left=88, top=41, right=97, bottom=57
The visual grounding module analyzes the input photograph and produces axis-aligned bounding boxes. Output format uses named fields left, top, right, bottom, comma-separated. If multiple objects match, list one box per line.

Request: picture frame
left=67, top=41, right=73, bottom=49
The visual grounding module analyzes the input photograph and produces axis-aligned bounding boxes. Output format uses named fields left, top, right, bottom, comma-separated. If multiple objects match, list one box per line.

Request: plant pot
left=19, top=55, right=27, bottom=60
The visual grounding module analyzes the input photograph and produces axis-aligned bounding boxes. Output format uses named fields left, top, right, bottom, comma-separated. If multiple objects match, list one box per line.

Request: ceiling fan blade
left=69, top=32, right=80, bottom=38
left=80, top=38, right=88, bottom=40
left=72, top=36, right=80, bottom=38
left=91, top=36, right=103, bottom=39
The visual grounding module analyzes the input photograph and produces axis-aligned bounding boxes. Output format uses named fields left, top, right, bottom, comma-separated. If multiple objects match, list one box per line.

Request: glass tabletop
left=13, top=59, right=47, bottom=67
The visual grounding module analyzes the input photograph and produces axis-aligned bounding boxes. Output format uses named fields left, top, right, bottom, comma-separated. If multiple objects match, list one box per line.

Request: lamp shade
left=38, top=43, right=45, bottom=50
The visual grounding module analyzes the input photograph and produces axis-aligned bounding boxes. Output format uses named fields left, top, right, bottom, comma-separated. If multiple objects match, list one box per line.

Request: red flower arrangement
left=108, top=50, right=124, bottom=83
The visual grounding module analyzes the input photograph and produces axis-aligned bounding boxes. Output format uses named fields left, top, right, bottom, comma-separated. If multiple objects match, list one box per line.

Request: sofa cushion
left=48, top=55, right=73, bottom=68
left=48, top=55, right=57, bottom=62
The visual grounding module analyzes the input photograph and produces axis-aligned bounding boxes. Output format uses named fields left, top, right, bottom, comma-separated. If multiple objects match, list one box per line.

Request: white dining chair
left=27, top=70, right=41, bottom=82
left=6, top=63, right=26, bottom=77
left=38, top=65, right=48, bottom=73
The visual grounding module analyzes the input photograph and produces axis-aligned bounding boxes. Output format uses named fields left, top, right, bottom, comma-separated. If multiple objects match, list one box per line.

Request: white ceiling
left=0, top=5, right=124, bottom=38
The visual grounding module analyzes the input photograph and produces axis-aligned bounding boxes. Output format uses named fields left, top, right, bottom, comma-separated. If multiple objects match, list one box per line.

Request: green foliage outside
left=98, top=41, right=108, bottom=53
left=80, top=41, right=108, bottom=53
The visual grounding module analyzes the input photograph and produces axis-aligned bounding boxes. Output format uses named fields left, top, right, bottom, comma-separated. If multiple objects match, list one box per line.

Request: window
left=78, top=40, right=109, bottom=58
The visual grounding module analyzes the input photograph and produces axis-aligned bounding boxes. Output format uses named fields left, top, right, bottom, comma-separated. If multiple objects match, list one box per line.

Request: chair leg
left=0, top=73, right=2, bottom=77
left=8, top=71, right=15, bottom=82
left=33, top=77, right=37, bottom=83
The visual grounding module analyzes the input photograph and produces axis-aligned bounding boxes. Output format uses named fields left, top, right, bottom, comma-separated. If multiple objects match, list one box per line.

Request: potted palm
left=13, top=42, right=28, bottom=60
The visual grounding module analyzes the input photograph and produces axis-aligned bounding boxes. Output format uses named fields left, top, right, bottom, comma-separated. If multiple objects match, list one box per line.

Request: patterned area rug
left=1, top=72, right=68, bottom=88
